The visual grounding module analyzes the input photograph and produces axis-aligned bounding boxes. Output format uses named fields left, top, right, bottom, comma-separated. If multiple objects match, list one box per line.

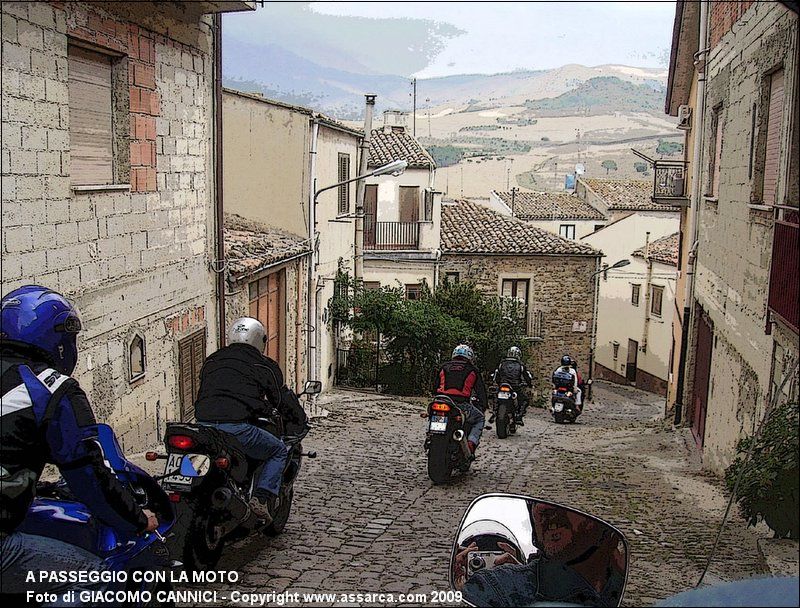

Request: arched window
left=129, top=333, right=146, bottom=381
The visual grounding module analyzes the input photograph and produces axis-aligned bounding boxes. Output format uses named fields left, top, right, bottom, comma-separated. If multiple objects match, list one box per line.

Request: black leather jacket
left=492, top=358, right=533, bottom=389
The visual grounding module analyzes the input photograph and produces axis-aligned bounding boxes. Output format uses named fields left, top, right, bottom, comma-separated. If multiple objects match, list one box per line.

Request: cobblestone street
left=191, top=381, right=769, bottom=606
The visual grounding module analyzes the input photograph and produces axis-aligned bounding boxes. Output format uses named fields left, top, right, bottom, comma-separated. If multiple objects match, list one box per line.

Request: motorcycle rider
left=491, top=346, right=533, bottom=426
left=553, top=355, right=582, bottom=410
left=194, top=317, right=288, bottom=524
left=570, top=357, right=586, bottom=404
left=1, top=285, right=158, bottom=602
left=435, top=344, right=488, bottom=455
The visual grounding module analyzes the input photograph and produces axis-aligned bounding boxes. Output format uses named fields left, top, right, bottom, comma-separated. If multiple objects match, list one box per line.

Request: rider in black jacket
left=1, top=285, right=157, bottom=599
left=492, top=346, right=533, bottom=425
left=194, top=317, right=288, bottom=524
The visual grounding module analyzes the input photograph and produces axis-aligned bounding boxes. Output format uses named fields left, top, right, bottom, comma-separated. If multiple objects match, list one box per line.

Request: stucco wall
left=439, top=254, right=598, bottom=391
left=1, top=1, right=218, bottom=451
left=222, top=91, right=310, bottom=238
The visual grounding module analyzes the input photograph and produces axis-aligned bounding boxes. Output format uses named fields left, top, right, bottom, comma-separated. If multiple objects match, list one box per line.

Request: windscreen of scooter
left=451, top=494, right=628, bottom=607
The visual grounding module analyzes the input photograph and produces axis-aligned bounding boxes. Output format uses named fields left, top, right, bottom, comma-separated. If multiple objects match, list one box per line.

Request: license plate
left=497, top=392, right=511, bottom=399
left=554, top=403, right=564, bottom=412
left=429, top=415, right=448, bottom=433
left=162, top=453, right=209, bottom=487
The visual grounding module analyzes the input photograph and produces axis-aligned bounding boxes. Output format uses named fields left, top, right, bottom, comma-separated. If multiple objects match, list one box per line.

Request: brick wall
left=1, top=1, right=217, bottom=451
left=440, top=254, right=597, bottom=392
left=710, top=1, right=755, bottom=50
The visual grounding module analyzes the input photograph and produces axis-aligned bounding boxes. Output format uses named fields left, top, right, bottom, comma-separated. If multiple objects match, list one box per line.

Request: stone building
left=439, top=200, right=600, bottom=388
left=1, top=1, right=253, bottom=450
left=667, top=0, right=799, bottom=473
left=362, top=113, right=443, bottom=295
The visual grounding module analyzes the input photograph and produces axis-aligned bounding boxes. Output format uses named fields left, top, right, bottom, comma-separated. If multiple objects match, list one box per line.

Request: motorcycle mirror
left=301, top=380, right=322, bottom=396
left=450, top=494, right=629, bottom=607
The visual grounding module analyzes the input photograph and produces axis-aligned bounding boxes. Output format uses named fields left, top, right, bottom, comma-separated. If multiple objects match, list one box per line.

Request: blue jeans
left=0, top=532, right=110, bottom=606
left=464, top=404, right=485, bottom=447
left=203, top=423, right=288, bottom=496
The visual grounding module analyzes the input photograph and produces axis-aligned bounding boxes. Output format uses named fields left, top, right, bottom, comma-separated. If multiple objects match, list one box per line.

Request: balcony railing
left=767, top=204, right=799, bottom=334
left=652, top=160, right=689, bottom=206
left=364, top=219, right=420, bottom=250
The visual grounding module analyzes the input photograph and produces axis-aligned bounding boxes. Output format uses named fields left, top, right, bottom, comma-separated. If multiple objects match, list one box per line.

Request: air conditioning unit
left=677, top=105, right=692, bottom=130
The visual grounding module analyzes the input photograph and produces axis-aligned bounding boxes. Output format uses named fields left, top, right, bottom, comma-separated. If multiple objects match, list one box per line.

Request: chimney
left=383, top=110, right=408, bottom=131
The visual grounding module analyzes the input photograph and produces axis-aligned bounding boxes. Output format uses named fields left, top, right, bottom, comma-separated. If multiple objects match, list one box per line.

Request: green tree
left=601, top=160, right=618, bottom=175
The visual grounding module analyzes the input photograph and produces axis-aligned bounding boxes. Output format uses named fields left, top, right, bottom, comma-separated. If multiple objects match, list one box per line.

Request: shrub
left=724, top=400, right=799, bottom=538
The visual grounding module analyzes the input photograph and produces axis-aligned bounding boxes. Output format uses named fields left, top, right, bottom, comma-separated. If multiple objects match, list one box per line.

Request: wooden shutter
left=248, top=271, right=284, bottom=362
left=338, top=153, right=350, bottom=215
left=68, top=45, right=113, bottom=185
left=763, top=69, right=785, bottom=205
left=178, top=330, right=206, bottom=422
left=399, top=186, right=420, bottom=222
left=712, top=112, right=723, bottom=196
left=364, top=185, right=378, bottom=247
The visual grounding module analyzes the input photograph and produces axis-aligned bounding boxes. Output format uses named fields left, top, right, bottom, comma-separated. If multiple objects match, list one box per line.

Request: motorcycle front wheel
left=427, top=434, right=451, bottom=484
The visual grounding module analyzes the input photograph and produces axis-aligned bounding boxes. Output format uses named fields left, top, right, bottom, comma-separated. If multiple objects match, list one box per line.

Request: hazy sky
left=309, top=1, right=675, bottom=77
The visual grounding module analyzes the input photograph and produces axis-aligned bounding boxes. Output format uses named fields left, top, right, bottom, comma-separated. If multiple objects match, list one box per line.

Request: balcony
left=651, top=160, right=690, bottom=206
left=364, top=219, right=420, bottom=251
left=768, top=204, right=799, bottom=334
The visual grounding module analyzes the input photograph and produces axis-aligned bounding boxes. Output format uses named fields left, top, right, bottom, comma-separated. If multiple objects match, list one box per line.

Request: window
left=762, top=69, right=785, bottom=205
left=177, top=330, right=206, bottom=422
left=650, top=285, right=664, bottom=317
left=612, top=341, right=620, bottom=360
left=337, top=153, right=350, bottom=215
left=399, top=186, right=420, bottom=222
left=444, top=272, right=460, bottom=284
left=501, top=279, right=529, bottom=326
left=559, top=224, right=576, bottom=240
left=405, top=283, right=422, bottom=300
left=707, top=106, right=723, bottom=197
left=128, top=333, right=145, bottom=381
left=69, top=45, right=114, bottom=185
left=529, top=309, right=544, bottom=341
left=631, top=284, right=641, bottom=307
left=423, top=189, right=434, bottom=221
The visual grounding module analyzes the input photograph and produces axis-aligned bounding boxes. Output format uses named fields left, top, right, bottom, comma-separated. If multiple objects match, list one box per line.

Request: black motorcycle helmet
left=560, top=355, right=572, bottom=367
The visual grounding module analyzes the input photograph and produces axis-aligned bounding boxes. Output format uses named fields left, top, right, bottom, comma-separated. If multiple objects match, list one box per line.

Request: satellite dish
left=575, top=163, right=586, bottom=175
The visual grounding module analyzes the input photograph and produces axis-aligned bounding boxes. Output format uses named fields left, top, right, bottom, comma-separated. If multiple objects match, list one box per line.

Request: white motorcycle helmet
left=227, top=317, right=267, bottom=352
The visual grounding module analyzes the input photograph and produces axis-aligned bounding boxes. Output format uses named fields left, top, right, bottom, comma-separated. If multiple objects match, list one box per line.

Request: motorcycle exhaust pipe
left=211, top=487, right=232, bottom=509
left=452, top=430, right=472, bottom=460
left=211, top=487, right=250, bottom=522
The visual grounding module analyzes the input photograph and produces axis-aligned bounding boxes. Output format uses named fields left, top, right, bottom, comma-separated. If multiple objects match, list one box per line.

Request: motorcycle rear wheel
left=264, top=484, right=293, bottom=536
left=427, top=434, right=451, bottom=484
left=553, top=411, right=565, bottom=424
left=496, top=403, right=509, bottom=439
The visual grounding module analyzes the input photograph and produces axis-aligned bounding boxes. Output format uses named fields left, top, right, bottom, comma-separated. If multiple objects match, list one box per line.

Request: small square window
left=405, top=283, right=422, bottom=300
left=129, top=333, right=146, bottom=381
left=559, top=224, right=576, bottom=240
left=445, top=272, right=460, bottom=284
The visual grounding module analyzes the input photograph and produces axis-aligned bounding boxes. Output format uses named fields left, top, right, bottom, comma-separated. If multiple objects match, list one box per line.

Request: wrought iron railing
left=364, top=219, right=420, bottom=250
left=768, top=204, right=799, bottom=334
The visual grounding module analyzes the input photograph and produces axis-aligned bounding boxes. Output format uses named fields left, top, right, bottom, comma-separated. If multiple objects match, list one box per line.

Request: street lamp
left=313, top=159, right=408, bottom=204
left=588, top=258, right=630, bottom=400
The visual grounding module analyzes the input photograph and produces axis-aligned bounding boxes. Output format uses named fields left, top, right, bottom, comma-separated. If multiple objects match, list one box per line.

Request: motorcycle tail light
left=168, top=493, right=181, bottom=503
left=432, top=402, right=451, bottom=412
left=215, top=457, right=230, bottom=469
left=499, top=386, right=511, bottom=392
left=145, top=451, right=159, bottom=461
left=168, top=435, right=195, bottom=450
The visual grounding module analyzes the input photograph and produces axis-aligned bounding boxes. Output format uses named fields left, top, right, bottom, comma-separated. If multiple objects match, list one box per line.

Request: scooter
left=15, top=424, right=176, bottom=605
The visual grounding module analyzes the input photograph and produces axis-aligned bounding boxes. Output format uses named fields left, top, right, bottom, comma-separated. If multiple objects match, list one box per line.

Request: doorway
left=626, top=339, right=638, bottom=383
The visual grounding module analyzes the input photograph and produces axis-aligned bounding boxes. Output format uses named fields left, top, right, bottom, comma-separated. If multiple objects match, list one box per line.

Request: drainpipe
left=213, top=13, right=226, bottom=347
left=307, top=119, right=320, bottom=383
left=674, top=0, right=710, bottom=425
left=642, top=232, right=653, bottom=354
left=588, top=255, right=602, bottom=399
left=354, top=95, right=376, bottom=281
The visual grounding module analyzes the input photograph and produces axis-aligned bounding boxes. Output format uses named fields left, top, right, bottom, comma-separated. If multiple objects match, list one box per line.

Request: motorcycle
left=148, top=381, right=321, bottom=571
left=424, top=394, right=476, bottom=484
left=15, top=424, right=176, bottom=605
left=551, top=385, right=581, bottom=424
left=449, top=493, right=799, bottom=607
left=494, top=383, right=518, bottom=439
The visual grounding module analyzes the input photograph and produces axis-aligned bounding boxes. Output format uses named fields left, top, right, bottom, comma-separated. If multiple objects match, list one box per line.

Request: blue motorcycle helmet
left=1, top=285, right=82, bottom=374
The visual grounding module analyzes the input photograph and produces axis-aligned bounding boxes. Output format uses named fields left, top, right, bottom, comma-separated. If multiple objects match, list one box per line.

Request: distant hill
left=524, top=76, right=666, bottom=116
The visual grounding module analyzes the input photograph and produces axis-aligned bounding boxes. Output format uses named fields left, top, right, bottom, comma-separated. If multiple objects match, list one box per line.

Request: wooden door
left=692, top=310, right=713, bottom=448
left=626, top=339, right=638, bottom=383
left=178, top=330, right=206, bottom=422
left=249, top=270, right=284, bottom=362
left=399, top=186, right=420, bottom=222
left=364, top=184, right=378, bottom=247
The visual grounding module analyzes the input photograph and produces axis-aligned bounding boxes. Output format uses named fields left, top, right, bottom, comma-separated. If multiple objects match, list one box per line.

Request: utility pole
left=411, top=78, right=417, bottom=137
left=354, top=94, right=376, bottom=281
